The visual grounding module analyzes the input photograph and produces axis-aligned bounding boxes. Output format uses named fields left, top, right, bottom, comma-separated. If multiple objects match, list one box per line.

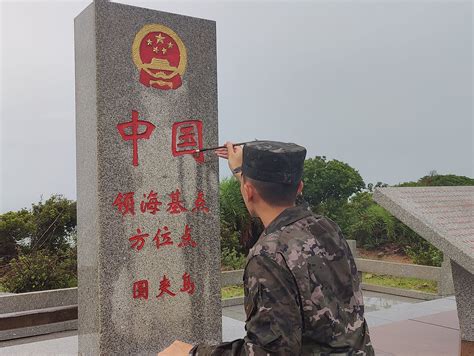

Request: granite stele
left=75, top=0, right=220, bottom=354
left=374, top=187, right=474, bottom=356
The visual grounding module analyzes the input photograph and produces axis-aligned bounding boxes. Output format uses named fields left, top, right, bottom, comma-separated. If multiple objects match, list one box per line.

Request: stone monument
left=374, top=186, right=474, bottom=355
left=75, top=0, right=220, bottom=354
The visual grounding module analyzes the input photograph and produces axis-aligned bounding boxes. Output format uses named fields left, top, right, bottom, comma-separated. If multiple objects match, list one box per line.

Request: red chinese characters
left=140, top=190, right=162, bottom=214
left=116, top=110, right=156, bottom=167
left=119, top=25, right=212, bottom=306
left=129, top=228, right=149, bottom=251
left=113, top=192, right=135, bottom=216
left=167, top=189, right=187, bottom=214
left=133, top=272, right=196, bottom=300
left=133, top=279, right=149, bottom=300
left=156, top=275, right=176, bottom=298
left=153, top=226, right=173, bottom=249
left=180, top=272, right=195, bottom=295
left=171, top=120, right=204, bottom=163
left=178, top=224, right=197, bottom=248
left=192, top=191, right=209, bottom=213
left=116, top=114, right=206, bottom=167
left=127, top=224, right=197, bottom=251
left=113, top=189, right=210, bottom=217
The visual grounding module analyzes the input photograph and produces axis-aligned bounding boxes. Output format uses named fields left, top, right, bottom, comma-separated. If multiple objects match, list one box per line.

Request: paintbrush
left=194, top=140, right=257, bottom=153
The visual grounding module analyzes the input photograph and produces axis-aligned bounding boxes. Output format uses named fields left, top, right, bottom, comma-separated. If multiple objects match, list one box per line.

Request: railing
left=0, top=240, right=454, bottom=341
left=220, top=257, right=450, bottom=302
left=355, top=258, right=439, bottom=281
left=0, top=288, right=78, bottom=341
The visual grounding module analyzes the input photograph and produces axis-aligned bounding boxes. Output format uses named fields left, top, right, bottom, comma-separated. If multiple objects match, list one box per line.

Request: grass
left=363, top=272, right=437, bottom=294
left=220, top=274, right=438, bottom=299
left=222, top=284, right=244, bottom=299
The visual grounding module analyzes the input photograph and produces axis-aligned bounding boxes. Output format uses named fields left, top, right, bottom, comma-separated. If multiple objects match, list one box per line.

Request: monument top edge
left=374, top=186, right=474, bottom=197
left=91, top=0, right=217, bottom=24
left=375, top=186, right=474, bottom=191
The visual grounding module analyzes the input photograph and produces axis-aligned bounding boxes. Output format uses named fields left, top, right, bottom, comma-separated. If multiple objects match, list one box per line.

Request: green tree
left=0, top=209, right=34, bottom=263
left=397, top=173, right=474, bottom=187
left=29, top=195, right=77, bottom=253
left=302, top=156, right=365, bottom=236
left=302, top=156, right=365, bottom=209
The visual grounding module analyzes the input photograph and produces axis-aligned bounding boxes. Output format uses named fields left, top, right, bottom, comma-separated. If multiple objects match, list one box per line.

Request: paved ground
left=0, top=317, right=244, bottom=355
left=361, top=290, right=422, bottom=313
left=371, top=310, right=460, bottom=356
left=222, top=290, right=424, bottom=323
left=0, top=294, right=459, bottom=355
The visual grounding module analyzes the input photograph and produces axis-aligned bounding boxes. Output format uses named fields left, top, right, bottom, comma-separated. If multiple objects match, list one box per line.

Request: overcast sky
left=0, top=0, right=472, bottom=213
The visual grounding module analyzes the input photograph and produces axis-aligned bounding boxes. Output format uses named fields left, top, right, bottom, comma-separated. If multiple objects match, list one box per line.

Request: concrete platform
left=0, top=316, right=246, bottom=355
left=0, top=295, right=459, bottom=355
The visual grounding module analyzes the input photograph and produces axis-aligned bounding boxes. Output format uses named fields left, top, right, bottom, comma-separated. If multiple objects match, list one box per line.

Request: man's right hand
left=215, top=141, right=243, bottom=174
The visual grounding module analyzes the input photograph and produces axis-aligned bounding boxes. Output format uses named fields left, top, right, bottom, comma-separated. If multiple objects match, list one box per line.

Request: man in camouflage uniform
left=161, top=141, right=373, bottom=356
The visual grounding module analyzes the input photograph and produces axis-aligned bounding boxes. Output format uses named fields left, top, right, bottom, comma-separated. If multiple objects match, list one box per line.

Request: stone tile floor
left=370, top=311, right=460, bottom=356
left=0, top=294, right=459, bottom=355
left=222, top=290, right=424, bottom=323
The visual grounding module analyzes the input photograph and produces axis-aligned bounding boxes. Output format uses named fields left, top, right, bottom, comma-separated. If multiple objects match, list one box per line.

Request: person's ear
left=243, top=181, right=254, bottom=202
left=297, top=180, right=304, bottom=195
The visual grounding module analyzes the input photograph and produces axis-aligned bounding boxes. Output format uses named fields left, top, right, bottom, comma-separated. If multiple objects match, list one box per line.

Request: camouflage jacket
left=191, top=205, right=374, bottom=356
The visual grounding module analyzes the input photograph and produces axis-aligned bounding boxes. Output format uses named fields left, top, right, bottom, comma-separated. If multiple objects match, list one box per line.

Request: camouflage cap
left=242, top=141, right=306, bottom=184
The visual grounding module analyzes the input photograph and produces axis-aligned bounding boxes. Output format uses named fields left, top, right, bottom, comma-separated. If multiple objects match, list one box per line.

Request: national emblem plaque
left=132, top=24, right=187, bottom=90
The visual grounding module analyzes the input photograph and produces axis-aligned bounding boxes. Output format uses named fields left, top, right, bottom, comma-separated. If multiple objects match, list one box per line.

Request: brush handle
left=196, top=141, right=254, bottom=153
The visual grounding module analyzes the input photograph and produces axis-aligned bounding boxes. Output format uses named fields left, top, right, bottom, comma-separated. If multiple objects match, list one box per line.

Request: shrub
left=396, top=222, right=442, bottom=266
left=349, top=204, right=395, bottom=249
left=219, top=177, right=249, bottom=232
left=405, top=242, right=443, bottom=267
left=1, top=249, right=77, bottom=293
left=219, top=177, right=251, bottom=256
left=325, top=192, right=375, bottom=237
left=220, top=228, right=243, bottom=255
left=221, top=248, right=247, bottom=271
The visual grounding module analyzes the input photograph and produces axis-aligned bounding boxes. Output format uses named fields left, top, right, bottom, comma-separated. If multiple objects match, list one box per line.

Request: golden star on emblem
left=155, top=33, right=165, bottom=44
left=168, top=42, right=173, bottom=48
left=161, top=47, right=167, bottom=54
left=153, top=47, right=159, bottom=53
left=146, top=39, right=152, bottom=46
